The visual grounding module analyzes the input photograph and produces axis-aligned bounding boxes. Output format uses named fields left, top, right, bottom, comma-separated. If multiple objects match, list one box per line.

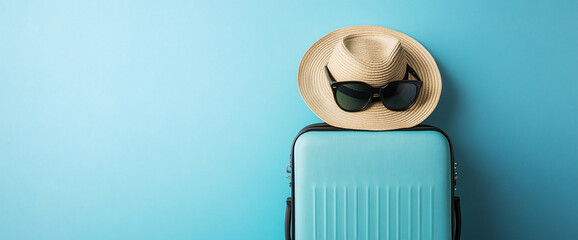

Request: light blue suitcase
left=285, top=124, right=461, bottom=240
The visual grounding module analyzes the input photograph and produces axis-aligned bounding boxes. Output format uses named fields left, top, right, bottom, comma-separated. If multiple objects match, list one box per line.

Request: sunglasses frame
left=325, top=65, right=423, bottom=112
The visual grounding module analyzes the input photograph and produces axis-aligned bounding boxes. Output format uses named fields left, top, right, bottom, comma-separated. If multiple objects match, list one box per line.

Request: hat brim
left=298, top=26, right=442, bottom=131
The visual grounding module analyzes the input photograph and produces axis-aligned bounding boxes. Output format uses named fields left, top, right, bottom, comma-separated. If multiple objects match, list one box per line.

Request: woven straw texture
left=298, top=25, right=442, bottom=130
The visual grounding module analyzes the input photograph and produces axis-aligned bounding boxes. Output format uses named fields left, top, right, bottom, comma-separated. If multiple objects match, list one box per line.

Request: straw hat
left=298, top=25, right=441, bottom=130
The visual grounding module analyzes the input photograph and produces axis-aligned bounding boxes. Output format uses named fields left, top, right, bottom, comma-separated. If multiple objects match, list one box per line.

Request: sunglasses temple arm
left=405, top=65, right=422, bottom=82
left=325, top=66, right=337, bottom=84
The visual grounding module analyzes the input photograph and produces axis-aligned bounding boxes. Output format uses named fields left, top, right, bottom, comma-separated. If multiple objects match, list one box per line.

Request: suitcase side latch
left=453, top=162, right=458, bottom=191
left=286, top=163, right=292, bottom=188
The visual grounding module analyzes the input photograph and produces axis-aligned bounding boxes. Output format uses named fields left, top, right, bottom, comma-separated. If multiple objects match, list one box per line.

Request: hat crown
left=327, top=34, right=407, bottom=86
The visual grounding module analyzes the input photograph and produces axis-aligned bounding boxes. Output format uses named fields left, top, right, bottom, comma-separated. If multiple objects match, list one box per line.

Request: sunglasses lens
left=335, top=83, right=373, bottom=111
left=381, top=82, right=418, bottom=111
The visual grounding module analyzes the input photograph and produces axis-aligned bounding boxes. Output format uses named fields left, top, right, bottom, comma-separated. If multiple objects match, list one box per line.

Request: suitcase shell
left=286, top=124, right=459, bottom=240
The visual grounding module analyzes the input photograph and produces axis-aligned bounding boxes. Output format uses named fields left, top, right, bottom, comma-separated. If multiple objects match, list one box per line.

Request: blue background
left=0, top=0, right=576, bottom=239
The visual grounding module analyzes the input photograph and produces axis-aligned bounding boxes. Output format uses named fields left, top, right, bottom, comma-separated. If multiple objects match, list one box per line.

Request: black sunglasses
left=325, top=65, right=423, bottom=112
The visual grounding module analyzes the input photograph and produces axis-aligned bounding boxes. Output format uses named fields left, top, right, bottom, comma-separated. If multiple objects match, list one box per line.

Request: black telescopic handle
left=285, top=197, right=292, bottom=240
left=454, top=196, right=462, bottom=240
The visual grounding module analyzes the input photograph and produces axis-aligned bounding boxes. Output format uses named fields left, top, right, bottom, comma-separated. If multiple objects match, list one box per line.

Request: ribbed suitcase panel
left=304, top=185, right=436, bottom=240
left=294, top=131, right=451, bottom=240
